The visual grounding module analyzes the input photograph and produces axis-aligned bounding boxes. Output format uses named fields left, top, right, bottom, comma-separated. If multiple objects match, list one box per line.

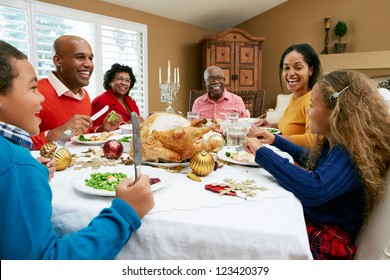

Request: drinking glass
left=187, top=111, right=200, bottom=122
left=226, top=112, right=239, bottom=125
left=226, top=127, right=246, bottom=148
left=215, top=111, right=227, bottom=122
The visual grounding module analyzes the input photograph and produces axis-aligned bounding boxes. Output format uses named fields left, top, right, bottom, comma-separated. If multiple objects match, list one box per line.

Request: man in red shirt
left=32, top=35, right=119, bottom=150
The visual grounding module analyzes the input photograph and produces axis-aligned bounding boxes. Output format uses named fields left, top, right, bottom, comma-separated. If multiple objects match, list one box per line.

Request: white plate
left=143, top=161, right=190, bottom=168
left=72, top=165, right=170, bottom=196
left=71, top=133, right=121, bottom=145
left=217, top=148, right=259, bottom=167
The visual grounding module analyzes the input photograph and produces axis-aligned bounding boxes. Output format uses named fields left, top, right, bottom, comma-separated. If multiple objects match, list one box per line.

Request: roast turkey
left=133, top=112, right=223, bottom=163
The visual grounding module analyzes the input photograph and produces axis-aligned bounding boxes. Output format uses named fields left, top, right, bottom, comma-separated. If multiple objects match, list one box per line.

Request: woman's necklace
left=122, top=97, right=132, bottom=115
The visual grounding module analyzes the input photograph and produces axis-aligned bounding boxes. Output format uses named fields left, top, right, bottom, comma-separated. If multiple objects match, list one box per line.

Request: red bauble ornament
left=103, top=139, right=123, bottom=159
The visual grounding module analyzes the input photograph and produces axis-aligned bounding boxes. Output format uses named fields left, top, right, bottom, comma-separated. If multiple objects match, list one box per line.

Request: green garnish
left=267, top=128, right=279, bottom=134
left=118, top=136, right=132, bottom=142
left=85, top=172, right=127, bottom=191
left=78, top=134, right=90, bottom=142
left=225, top=152, right=231, bottom=157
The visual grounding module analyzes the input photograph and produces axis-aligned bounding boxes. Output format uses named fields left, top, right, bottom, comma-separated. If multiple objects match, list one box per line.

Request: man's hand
left=46, top=114, right=92, bottom=141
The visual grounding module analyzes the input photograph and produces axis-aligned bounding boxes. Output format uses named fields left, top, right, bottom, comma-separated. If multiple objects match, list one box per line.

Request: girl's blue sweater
left=255, top=135, right=365, bottom=237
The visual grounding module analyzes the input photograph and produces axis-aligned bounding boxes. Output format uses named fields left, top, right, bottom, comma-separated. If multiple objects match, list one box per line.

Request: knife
left=131, top=112, right=142, bottom=182
left=91, top=105, right=109, bottom=121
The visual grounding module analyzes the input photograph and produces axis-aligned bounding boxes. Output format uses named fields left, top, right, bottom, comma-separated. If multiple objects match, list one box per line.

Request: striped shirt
left=0, top=122, right=34, bottom=150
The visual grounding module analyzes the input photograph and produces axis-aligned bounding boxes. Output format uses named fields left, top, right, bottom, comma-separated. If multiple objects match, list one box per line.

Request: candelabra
left=160, top=80, right=180, bottom=113
left=321, top=27, right=330, bottom=54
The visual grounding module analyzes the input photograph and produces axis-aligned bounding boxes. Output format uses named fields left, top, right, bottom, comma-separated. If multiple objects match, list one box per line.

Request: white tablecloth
left=33, top=141, right=313, bottom=260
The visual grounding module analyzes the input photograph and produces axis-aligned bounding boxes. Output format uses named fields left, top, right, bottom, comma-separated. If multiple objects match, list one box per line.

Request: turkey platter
left=133, top=112, right=223, bottom=163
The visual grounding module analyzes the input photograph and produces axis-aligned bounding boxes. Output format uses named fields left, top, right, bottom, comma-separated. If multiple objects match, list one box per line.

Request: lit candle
left=174, top=67, right=177, bottom=83
left=324, top=16, right=331, bottom=29
left=159, top=67, right=162, bottom=84
left=177, top=67, right=180, bottom=84
left=168, top=60, right=171, bottom=82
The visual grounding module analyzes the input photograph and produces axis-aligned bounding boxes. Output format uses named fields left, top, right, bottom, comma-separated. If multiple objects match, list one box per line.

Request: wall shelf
left=320, top=51, right=390, bottom=75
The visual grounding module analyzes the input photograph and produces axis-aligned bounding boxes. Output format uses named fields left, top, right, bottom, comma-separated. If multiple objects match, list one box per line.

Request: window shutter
left=0, top=0, right=148, bottom=116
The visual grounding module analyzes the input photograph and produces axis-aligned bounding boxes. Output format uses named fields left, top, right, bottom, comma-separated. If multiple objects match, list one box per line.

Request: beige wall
left=40, top=0, right=390, bottom=113
left=237, top=0, right=390, bottom=109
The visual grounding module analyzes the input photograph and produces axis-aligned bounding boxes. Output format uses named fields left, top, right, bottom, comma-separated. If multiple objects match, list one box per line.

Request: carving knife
left=131, top=112, right=142, bottom=182
left=91, top=105, right=109, bottom=121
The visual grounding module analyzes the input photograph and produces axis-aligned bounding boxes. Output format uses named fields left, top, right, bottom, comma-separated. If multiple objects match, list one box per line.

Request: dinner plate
left=71, top=133, right=121, bottom=145
left=217, top=148, right=259, bottom=167
left=72, top=165, right=170, bottom=196
left=143, top=161, right=190, bottom=168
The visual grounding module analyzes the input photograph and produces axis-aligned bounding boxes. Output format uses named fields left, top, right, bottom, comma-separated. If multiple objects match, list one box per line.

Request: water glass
left=226, top=127, right=246, bottom=148
left=226, top=112, right=239, bottom=125
left=187, top=112, right=200, bottom=122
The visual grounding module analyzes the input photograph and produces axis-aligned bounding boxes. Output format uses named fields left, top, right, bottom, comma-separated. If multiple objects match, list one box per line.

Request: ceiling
left=101, top=0, right=287, bottom=31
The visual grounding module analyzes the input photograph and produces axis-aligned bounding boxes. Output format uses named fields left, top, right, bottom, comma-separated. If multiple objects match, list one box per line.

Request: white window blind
left=101, top=25, right=146, bottom=113
left=0, top=5, right=29, bottom=55
left=0, top=0, right=148, bottom=115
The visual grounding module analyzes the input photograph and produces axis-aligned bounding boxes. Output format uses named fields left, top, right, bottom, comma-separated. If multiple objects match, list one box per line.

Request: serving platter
left=143, top=161, right=190, bottom=168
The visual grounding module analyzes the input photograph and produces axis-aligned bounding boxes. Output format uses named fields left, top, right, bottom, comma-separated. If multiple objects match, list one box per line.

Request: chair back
left=266, top=93, right=292, bottom=123
left=189, top=89, right=265, bottom=118
left=354, top=167, right=390, bottom=259
left=189, top=90, right=206, bottom=111
left=233, top=90, right=265, bottom=118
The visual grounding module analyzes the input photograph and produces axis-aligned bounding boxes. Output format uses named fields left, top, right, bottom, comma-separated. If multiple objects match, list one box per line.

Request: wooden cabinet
left=199, top=28, right=265, bottom=91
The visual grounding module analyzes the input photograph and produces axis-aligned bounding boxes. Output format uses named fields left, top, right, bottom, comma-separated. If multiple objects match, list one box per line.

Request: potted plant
left=334, top=21, right=348, bottom=53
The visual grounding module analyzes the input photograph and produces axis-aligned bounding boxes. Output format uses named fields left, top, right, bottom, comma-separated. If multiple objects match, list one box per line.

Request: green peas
left=85, top=172, right=127, bottom=191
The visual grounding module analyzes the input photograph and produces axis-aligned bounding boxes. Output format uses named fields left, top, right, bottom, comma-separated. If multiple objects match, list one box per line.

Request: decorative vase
left=334, top=42, right=347, bottom=53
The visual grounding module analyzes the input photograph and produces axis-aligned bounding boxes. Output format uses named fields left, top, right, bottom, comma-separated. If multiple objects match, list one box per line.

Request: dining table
left=32, top=131, right=313, bottom=260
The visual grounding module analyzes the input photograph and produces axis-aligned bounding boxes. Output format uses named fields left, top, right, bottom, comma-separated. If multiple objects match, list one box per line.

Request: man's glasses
left=207, top=76, right=225, bottom=83
left=115, top=76, right=132, bottom=84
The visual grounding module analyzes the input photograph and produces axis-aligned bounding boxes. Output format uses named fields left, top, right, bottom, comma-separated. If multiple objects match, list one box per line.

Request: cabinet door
left=200, top=28, right=265, bottom=91
left=209, top=41, right=235, bottom=91
left=235, top=41, right=259, bottom=91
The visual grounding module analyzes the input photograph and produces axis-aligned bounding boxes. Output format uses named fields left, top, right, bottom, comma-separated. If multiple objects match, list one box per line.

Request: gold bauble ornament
left=54, top=148, right=72, bottom=171
left=190, top=150, right=215, bottom=176
left=39, top=142, right=57, bottom=158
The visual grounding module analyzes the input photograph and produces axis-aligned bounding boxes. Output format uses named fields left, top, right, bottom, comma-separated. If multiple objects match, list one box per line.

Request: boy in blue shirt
left=0, top=40, right=154, bottom=259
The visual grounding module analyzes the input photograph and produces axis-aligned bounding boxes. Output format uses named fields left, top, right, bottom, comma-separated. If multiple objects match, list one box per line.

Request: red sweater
left=91, top=89, right=140, bottom=127
left=32, top=78, right=92, bottom=150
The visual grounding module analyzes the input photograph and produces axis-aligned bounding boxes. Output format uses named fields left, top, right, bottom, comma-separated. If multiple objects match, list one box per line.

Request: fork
left=51, top=128, right=76, bottom=159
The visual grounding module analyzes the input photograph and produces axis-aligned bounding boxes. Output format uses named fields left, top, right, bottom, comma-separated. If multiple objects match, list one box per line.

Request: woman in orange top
left=92, top=63, right=141, bottom=131
left=253, top=44, right=322, bottom=147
